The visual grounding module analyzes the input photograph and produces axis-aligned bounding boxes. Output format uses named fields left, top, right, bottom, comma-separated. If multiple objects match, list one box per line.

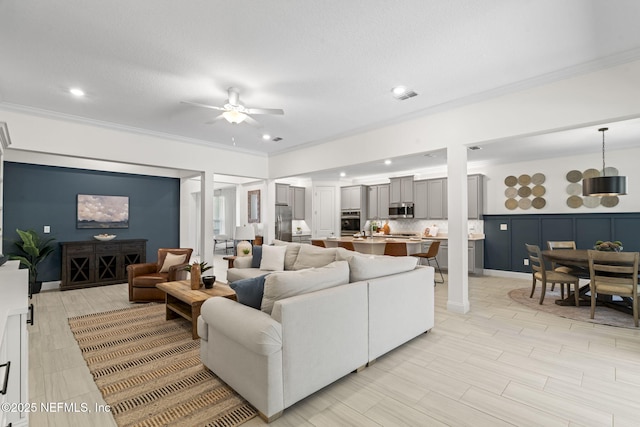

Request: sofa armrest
left=233, top=256, right=253, bottom=269
left=200, top=297, right=281, bottom=355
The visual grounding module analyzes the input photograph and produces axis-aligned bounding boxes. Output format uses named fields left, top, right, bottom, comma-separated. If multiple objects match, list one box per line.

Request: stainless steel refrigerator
left=275, top=205, right=293, bottom=242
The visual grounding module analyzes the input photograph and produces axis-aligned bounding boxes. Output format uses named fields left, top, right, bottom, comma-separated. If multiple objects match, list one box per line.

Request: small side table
left=156, top=280, right=236, bottom=339
left=223, top=255, right=237, bottom=269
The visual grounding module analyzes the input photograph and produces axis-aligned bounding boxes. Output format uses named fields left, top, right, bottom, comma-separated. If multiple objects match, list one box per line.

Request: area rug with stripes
left=68, top=303, right=257, bottom=427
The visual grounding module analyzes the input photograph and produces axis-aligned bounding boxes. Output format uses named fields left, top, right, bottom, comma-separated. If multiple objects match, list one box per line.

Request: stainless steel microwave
left=389, top=202, right=414, bottom=219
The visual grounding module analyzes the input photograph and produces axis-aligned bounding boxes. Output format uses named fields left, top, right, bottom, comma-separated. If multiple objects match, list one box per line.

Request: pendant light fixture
left=582, top=127, right=627, bottom=196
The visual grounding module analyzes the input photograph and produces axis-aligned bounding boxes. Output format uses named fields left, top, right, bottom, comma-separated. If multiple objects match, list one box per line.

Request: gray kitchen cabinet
left=341, top=185, right=365, bottom=210
left=276, top=183, right=290, bottom=205
left=413, top=180, right=428, bottom=219
left=434, top=240, right=483, bottom=274
left=367, top=184, right=389, bottom=219
left=389, top=176, right=414, bottom=203
left=427, top=178, right=447, bottom=219
left=291, top=186, right=305, bottom=220
left=468, top=174, right=484, bottom=219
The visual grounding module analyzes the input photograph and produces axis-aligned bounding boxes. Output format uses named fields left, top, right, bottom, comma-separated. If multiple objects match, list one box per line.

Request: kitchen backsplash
left=363, top=219, right=483, bottom=236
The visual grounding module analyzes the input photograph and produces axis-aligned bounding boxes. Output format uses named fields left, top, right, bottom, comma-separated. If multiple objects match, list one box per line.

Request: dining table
left=541, top=249, right=635, bottom=313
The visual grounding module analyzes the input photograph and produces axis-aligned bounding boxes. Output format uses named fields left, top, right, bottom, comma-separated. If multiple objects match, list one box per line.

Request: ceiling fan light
left=222, top=110, right=247, bottom=124
left=582, top=176, right=627, bottom=196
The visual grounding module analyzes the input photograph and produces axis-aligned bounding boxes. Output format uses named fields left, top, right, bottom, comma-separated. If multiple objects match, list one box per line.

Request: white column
left=200, top=169, right=214, bottom=268
left=446, top=143, right=470, bottom=314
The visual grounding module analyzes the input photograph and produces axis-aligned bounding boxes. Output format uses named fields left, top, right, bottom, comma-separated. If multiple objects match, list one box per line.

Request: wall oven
left=341, top=210, right=361, bottom=236
left=389, top=202, right=414, bottom=219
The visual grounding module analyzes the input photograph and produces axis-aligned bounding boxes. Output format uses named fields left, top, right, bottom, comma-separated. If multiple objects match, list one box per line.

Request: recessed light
left=392, top=86, right=407, bottom=96
left=340, top=172, right=346, bottom=177
left=384, top=159, right=392, bottom=165
left=424, top=153, right=435, bottom=158
left=69, top=88, right=85, bottom=97
left=262, top=134, right=271, bottom=140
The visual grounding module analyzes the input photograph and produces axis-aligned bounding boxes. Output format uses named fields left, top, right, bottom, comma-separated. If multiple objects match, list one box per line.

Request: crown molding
left=0, top=122, right=11, bottom=150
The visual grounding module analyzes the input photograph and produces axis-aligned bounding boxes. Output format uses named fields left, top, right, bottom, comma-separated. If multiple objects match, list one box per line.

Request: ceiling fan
left=181, top=87, right=284, bottom=126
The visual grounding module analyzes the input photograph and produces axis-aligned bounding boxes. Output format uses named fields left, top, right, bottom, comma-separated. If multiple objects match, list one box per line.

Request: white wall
left=479, top=146, right=640, bottom=215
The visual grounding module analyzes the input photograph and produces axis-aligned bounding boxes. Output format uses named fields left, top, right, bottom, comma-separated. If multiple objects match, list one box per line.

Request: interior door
left=314, top=186, right=336, bottom=237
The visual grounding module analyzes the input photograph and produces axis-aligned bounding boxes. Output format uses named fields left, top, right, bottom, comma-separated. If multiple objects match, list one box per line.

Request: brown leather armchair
left=128, top=248, right=193, bottom=302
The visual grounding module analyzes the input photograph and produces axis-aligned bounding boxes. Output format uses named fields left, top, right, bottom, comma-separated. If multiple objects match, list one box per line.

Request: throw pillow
left=159, top=252, right=187, bottom=273
left=261, top=260, right=349, bottom=314
left=348, top=255, right=417, bottom=282
left=260, top=244, right=287, bottom=271
left=251, top=245, right=263, bottom=268
left=292, top=244, right=337, bottom=270
left=273, top=239, right=302, bottom=270
left=230, top=275, right=267, bottom=309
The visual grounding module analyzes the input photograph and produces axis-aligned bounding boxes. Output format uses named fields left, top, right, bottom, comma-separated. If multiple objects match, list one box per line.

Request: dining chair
left=411, top=241, right=444, bottom=283
left=547, top=240, right=577, bottom=293
left=525, top=244, right=580, bottom=305
left=587, top=250, right=640, bottom=327
left=311, top=239, right=326, bottom=248
left=337, top=241, right=355, bottom=251
left=384, top=241, right=408, bottom=257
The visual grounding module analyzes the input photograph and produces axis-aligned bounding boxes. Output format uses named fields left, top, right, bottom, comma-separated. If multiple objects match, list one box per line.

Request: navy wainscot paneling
left=483, top=217, right=511, bottom=271
left=483, top=213, right=640, bottom=274
left=511, top=218, right=540, bottom=273
left=3, top=162, right=180, bottom=282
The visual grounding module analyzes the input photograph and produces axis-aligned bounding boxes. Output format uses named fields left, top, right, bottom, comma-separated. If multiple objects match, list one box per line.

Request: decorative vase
left=202, top=276, right=216, bottom=289
left=190, top=262, right=201, bottom=290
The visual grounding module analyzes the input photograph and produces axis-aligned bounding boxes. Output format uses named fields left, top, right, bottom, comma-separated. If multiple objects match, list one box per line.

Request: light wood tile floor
left=28, top=260, right=640, bottom=426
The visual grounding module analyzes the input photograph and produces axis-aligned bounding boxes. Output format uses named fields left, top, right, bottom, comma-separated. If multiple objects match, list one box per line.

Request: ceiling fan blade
left=245, top=107, right=284, bottom=115
left=181, top=100, right=226, bottom=111
left=243, top=115, right=262, bottom=127
left=204, top=114, right=226, bottom=125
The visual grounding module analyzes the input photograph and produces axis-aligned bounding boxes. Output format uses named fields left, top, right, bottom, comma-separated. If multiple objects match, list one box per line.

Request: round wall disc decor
left=518, top=198, right=531, bottom=209
left=518, top=174, right=531, bottom=186
left=567, top=196, right=583, bottom=208
left=505, top=187, right=517, bottom=198
left=566, top=170, right=582, bottom=183
left=566, top=183, right=582, bottom=196
left=531, top=173, right=546, bottom=185
left=583, top=168, right=600, bottom=179
left=601, top=196, right=619, bottom=207
left=532, top=185, right=546, bottom=197
left=583, top=196, right=601, bottom=208
left=602, top=166, right=619, bottom=177
left=505, top=198, right=518, bottom=210
left=532, top=197, right=546, bottom=209
left=504, top=176, right=517, bottom=187
left=518, top=186, right=532, bottom=197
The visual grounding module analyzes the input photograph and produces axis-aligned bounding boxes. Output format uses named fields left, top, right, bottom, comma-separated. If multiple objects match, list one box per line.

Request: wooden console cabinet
left=60, top=239, right=147, bottom=290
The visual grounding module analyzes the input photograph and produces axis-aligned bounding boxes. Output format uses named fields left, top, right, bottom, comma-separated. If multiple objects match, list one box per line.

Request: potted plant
left=10, top=228, right=56, bottom=294
left=183, top=262, right=216, bottom=288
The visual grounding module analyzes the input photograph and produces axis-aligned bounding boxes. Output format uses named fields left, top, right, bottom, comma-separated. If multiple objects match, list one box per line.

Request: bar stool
left=384, top=241, right=407, bottom=256
left=311, top=239, right=326, bottom=248
left=411, top=240, right=444, bottom=283
left=337, top=241, right=355, bottom=251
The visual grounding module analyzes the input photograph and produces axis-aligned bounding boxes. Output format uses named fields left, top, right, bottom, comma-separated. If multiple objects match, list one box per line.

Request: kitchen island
left=319, top=236, right=424, bottom=255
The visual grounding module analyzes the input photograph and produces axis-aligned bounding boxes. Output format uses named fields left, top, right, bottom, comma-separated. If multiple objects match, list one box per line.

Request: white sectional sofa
left=198, top=241, right=435, bottom=422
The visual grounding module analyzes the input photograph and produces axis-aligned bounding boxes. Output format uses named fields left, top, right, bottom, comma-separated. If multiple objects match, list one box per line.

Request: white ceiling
left=1, top=1, right=640, bottom=179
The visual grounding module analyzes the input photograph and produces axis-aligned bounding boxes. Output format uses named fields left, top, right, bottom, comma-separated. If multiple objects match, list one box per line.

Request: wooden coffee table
left=156, top=280, right=236, bottom=339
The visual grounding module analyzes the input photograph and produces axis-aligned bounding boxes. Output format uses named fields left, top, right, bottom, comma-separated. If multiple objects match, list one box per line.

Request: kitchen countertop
left=332, top=233, right=485, bottom=241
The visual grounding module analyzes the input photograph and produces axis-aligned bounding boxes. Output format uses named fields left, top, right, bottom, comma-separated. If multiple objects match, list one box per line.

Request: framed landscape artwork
left=77, top=194, right=129, bottom=229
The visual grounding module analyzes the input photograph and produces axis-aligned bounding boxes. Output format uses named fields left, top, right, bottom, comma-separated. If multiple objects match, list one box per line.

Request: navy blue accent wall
left=2, top=162, right=180, bottom=282
left=484, top=213, right=640, bottom=273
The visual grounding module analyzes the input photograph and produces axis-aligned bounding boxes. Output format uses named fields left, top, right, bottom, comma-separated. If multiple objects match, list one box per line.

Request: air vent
left=468, top=146, right=482, bottom=150
left=272, top=137, right=283, bottom=142
left=394, top=90, right=418, bottom=101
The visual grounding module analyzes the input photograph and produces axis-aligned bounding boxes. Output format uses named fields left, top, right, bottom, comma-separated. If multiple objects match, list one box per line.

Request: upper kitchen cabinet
left=275, top=183, right=290, bottom=205
left=290, top=186, right=305, bottom=220
left=413, top=180, right=429, bottom=219
left=389, top=176, right=414, bottom=204
left=468, top=174, right=484, bottom=219
left=367, top=184, right=389, bottom=219
left=341, top=185, right=366, bottom=211
left=427, top=178, right=447, bottom=219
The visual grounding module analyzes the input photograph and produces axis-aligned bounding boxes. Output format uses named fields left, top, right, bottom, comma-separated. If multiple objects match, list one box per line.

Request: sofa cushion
left=261, top=260, right=349, bottom=314
left=292, top=244, right=337, bottom=270
left=230, top=274, right=267, bottom=309
left=348, top=255, right=418, bottom=282
left=132, top=273, right=169, bottom=287
left=159, top=252, right=186, bottom=273
left=227, top=267, right=269, bottom=283
left=273, top=239, right=302, bottom=270
left=251, top=245, right=263, bottom=268
left=335, top=247, right=366, bottom=261
left=260, top=245, right=287, bottom=271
